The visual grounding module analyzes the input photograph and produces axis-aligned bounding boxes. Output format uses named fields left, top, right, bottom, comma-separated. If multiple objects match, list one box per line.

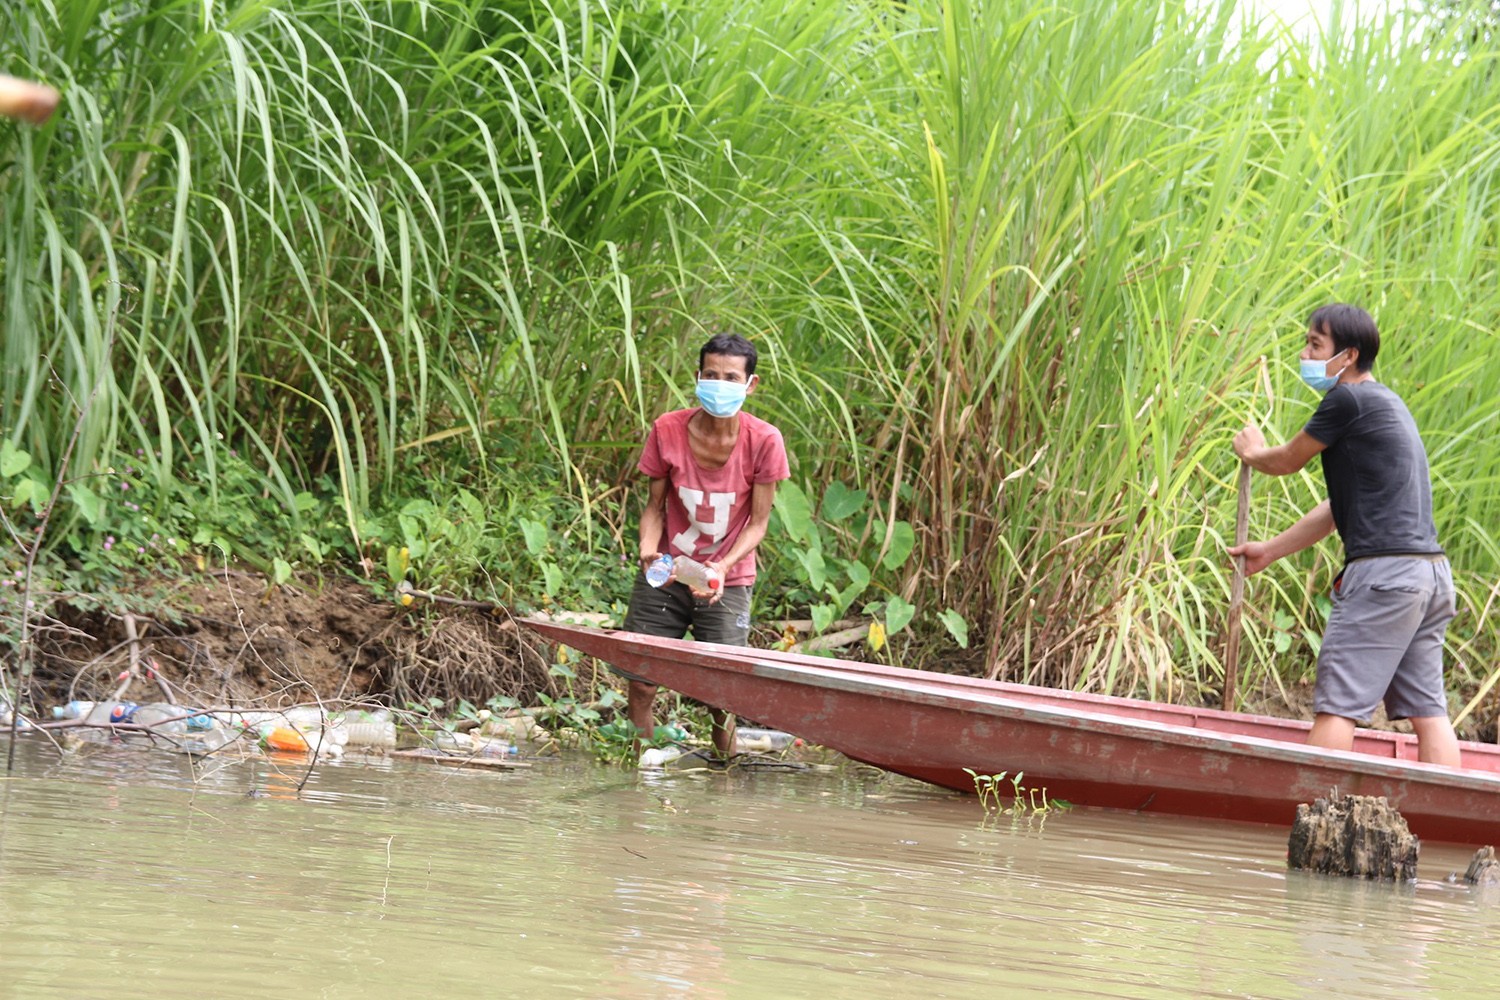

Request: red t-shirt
left=638, top=408, right=790, bottom=586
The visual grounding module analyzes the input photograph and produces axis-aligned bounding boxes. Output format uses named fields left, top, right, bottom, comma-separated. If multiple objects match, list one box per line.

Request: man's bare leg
left=1307, top=713, right=1356, bottom=752
left=629, top=679, right=658, bottom=753
left=1409, top=715, right=1461, bottom=767
left=710, top=708, right=736, bottom=757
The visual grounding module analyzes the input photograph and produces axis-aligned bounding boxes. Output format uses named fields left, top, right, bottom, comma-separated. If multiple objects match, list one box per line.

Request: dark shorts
left=1315, top=555, right=1456, bottom=722
left=614, top=572, right=753, bottom=684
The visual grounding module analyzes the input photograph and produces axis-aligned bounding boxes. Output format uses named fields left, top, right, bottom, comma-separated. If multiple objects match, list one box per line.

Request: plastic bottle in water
left=735, top=727, right=797, bottom=752
left=53, top=700, right=95, bottom=720
left=337, top=718, right=398, bottom=748
left=132, top=703, right=217, bottom=734
left=284, top=705, right=330, bottom=729
left=0, top=698, right=30, bottom=729
left=131, top=703, right=186, bottom=732
left=84, top=701, right=140, bottom=725
left=638, top=746, right=688, bottom=769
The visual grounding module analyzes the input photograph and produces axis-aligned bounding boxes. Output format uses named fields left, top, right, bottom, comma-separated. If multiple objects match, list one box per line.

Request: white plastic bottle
left=337, top=718, right=398, bottom=748
left=671, top=555, right=722, bottom=593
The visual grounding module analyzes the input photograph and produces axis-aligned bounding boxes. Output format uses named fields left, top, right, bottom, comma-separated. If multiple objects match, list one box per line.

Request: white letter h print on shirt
left=672, top=487, right=735, bottom=554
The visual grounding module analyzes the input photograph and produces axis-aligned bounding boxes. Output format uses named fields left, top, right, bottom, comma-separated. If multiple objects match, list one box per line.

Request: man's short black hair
left=699, top=332, right=757, bottom=376
left=1307, top=303, right=1379, bottom=372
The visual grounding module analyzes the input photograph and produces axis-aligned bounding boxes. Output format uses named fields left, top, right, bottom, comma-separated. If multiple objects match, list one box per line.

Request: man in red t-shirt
left=621, top=333, right=791, bottom=757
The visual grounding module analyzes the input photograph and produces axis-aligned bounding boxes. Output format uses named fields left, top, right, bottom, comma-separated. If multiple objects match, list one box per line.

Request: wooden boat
left=523, top=619, right=1500, bottom=848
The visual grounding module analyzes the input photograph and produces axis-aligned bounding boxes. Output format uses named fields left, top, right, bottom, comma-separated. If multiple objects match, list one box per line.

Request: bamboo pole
left=1223, top=461, right=1251, bottom=710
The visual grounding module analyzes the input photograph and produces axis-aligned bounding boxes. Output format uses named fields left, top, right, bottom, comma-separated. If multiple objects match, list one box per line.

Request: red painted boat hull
left=524, top=620, right=1500, bottom=848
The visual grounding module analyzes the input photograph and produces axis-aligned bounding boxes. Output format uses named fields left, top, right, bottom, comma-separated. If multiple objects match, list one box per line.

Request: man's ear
left=745, top=373, right=760, bottom=394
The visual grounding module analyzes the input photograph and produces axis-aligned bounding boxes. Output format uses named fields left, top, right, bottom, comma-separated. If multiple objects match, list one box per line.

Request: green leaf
left=835, top=559, right=871, bottom=613
left=885, top=595, right=915, bottom=634
left=272, top=557, right=293, bottom=585
left=519, top=517, right=549, bottom=556
left=457, top=488, right=484, bottom=522
left=821, top=481, right=867, bottom=521
left=796, top=546, right=827, bottom=591
left=386, top=545, right=404, bottom=583
left=881, top=521, right=916, bottom=572
left=11, top=478, right=34, bottom=509
left=299, top=534, right=323, bottom=561
left=939, top=608, right=970, bottom=648
left=1, top=442, right=31, bottom=478
left=810, top=602, right=837, bottom=634
left=542, top=561, right=563, bottom=595
left=68, top=484, right=104, bottom=526
left=773, top=480, right=815, bottom=544
left=401, top=499, right=439, bottom=518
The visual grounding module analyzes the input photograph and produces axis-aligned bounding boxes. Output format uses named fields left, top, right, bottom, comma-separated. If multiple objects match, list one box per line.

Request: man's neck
left=696, top=410, right=741, bottom=436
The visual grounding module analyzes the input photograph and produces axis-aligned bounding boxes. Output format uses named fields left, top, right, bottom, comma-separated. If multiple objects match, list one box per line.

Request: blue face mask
left=696, top=378, right=748, bottom=417
left=1299, top=349, right=1350, bottom=392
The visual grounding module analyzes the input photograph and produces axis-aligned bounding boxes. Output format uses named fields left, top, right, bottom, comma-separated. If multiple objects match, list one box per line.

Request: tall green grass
left=2, top=0, right=1497, bottom=716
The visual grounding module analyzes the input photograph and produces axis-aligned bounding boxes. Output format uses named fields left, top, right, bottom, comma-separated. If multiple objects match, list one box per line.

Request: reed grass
left=2, top=0, right=1497, bottom=716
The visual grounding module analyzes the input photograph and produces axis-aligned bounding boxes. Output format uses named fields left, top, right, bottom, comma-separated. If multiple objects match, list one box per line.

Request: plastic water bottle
left=130, top=703, right=217, bottom=734
left=638, top=746, right=687, bottom=769
left=644, top=554, right=674, bottom=588
left=337, top=719, right=397, bottom=748
left=103, top=701, right=140, bottom=724
left=185, top=713, right=216, bottom=732
left=672, top=555, right=721, bottom=593
left=284, top=706, right=329, bottom=728
left=735, top=728, right=797, bottom=752
left=0, top=698, right=30, bottom=729
left=647, top=554, right=722, bottom=593
left=53, top=700, right=95, bottom=720
left=132, top=703, right=186, bottom=731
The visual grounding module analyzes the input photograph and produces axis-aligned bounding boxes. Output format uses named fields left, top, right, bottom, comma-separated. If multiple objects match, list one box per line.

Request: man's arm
left=636, top=476, right=669, bottom=572
left=709, top=480, right=778, bottom=578
left=1228, top=499, right=1335, bottom=575
left=1233, top=426, right=1326, bottom=476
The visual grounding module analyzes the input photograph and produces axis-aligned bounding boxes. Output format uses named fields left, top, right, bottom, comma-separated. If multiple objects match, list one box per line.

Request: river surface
left=0, top=737, right=1496, bottom=998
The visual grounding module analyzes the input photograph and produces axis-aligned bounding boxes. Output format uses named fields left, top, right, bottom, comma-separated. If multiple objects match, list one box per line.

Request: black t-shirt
left=1303, top=381, right=1443, bottom=560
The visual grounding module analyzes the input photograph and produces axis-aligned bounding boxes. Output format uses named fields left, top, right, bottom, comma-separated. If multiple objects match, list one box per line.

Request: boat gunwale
left=525, top=620, right=1500, bottom=792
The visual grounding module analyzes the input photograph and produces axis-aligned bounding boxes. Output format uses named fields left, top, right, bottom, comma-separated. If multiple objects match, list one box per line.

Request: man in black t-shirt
left=1230, top=304, right=1460, bottom=767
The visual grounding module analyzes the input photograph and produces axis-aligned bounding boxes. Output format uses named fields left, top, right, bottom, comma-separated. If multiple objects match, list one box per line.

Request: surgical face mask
left=1299, top=349, right=1350, bottom=392
left=696, top=378, right=748, bottom=417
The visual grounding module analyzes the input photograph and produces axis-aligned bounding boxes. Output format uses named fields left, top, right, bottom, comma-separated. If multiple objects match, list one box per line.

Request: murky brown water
left=1, top=737, right=1496, bottom=998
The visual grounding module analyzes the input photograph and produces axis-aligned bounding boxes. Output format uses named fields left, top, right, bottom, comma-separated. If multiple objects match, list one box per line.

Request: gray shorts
left=1315, top=555, right=1455, bottom=722
left=614, top=572, right=752, bottom=684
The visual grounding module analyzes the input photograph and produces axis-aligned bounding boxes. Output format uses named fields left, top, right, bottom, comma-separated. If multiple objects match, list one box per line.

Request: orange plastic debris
left=263, top=727, right=310, bottom=752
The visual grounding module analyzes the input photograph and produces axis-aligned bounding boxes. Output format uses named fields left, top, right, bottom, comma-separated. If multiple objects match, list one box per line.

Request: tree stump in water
left=1287, top=790, right=1419, bottom=880
left=1464, top=846, right=1500, bottom=885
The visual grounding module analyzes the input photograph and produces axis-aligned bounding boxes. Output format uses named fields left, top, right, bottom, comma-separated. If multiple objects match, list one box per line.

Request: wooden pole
left=1223, top=460, right=1251, bottom=710
left=0, top=74, right=60, bottom=125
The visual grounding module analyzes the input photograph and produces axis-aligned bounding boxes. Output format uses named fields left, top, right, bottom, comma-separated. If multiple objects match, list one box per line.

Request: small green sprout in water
left=963, top=768, right=1069, bottom=816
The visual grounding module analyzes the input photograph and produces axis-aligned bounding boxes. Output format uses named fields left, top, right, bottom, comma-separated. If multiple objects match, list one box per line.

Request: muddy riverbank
left=15, top=571, right=557, bottom=714
left=9, top=568, right=1487, bottom=744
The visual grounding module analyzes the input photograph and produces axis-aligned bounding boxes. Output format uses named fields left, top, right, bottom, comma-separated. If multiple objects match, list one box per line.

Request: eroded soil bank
left=18, top=571, right=560, bottom=714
